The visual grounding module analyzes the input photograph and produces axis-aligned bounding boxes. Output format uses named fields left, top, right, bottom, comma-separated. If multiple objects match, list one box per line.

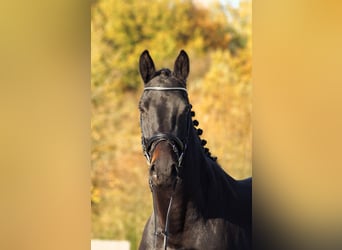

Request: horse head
left=139, top=50, right=191, bottom=189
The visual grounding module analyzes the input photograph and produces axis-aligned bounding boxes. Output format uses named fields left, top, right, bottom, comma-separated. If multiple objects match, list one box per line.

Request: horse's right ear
left=139, top=50, right=156, bottom=84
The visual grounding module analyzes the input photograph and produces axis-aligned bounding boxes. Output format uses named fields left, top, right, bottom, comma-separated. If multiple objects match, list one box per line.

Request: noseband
left=142, top=133, right=186, bottom=173
left=140, top=86, right=190, bottom=250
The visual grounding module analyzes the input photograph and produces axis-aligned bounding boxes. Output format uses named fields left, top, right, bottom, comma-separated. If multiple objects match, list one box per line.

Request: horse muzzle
left=148, top=141, right=179, bottom=188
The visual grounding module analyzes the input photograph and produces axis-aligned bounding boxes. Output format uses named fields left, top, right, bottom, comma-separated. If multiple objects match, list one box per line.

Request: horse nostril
left=150, top=163, right=158, bottom=182
left=171, top=163, right=178, bottom=177
left=150, top=163, right=155, bottom=173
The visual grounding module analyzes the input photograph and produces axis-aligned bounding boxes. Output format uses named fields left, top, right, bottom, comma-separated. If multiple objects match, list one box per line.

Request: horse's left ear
left=173, top=50, right=190, bottom=83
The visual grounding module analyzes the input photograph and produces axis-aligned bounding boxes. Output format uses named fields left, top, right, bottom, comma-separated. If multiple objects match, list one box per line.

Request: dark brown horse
left=138, top=50, right=252, bottom=250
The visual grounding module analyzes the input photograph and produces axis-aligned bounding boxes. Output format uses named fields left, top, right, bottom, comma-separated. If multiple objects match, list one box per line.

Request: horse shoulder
left=182, top=218, right=250, bottom=250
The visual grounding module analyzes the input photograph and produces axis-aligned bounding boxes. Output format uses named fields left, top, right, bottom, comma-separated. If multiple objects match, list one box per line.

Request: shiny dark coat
left=138, top=50, right=252, bottom=250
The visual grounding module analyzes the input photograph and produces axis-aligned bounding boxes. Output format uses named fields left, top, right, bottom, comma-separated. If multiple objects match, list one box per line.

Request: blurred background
left=1, top=1, right=341, bottom=250
left=91, top=0, right=251, bottom=248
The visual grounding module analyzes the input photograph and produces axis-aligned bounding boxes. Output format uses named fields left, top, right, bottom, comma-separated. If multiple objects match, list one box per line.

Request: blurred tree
left=195, top=1, right=252, bottom=178
left=91, top=0, right=245, bottom=92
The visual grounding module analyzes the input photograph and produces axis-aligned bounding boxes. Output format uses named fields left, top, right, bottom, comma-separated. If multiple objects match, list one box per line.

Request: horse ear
left=139, top=50, right=156, bottom=84
left=173, top=50, right=190, bottom=83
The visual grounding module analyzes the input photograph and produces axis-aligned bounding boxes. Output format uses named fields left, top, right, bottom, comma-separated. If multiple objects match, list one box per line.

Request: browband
left=144, top=87, right=187, bottom=92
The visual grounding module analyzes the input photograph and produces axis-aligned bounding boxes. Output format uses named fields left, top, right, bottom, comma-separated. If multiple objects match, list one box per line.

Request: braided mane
left=190, top=105, right=217, bottom=162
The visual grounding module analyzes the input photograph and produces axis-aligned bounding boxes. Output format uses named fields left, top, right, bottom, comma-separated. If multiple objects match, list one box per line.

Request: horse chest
left=180, top=219, right=232, bottom=249
left=165, top=219, right=247, bottom=250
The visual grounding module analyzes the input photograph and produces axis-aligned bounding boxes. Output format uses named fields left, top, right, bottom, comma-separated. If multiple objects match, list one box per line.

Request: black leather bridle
left=141, top=86, right=190, bottom=174
left=142, top=133, right=186, bottom=173
left=140, top=86, right=190, bottom=249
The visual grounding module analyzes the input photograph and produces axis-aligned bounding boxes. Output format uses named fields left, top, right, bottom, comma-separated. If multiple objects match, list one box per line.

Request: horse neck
left=151, top=123, right=241, bottom=232
left=182, top=125, right=239, bottom=218
left=151, top=127, right=209, bottom=233
left=152, top=185, right=186, bottom=234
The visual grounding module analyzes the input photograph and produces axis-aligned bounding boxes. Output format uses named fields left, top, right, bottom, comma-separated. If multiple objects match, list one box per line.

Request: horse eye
left=139, top=106, right=145, bottom=113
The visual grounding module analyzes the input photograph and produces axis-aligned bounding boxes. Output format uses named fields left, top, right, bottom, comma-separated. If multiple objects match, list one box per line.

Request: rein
left=141, top=86, right=189, bottom=250
left=149, top=175, right=180, bottom=250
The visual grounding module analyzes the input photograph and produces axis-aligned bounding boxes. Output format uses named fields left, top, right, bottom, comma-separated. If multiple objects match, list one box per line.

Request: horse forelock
left=146, top=68, right=186, bottom=88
